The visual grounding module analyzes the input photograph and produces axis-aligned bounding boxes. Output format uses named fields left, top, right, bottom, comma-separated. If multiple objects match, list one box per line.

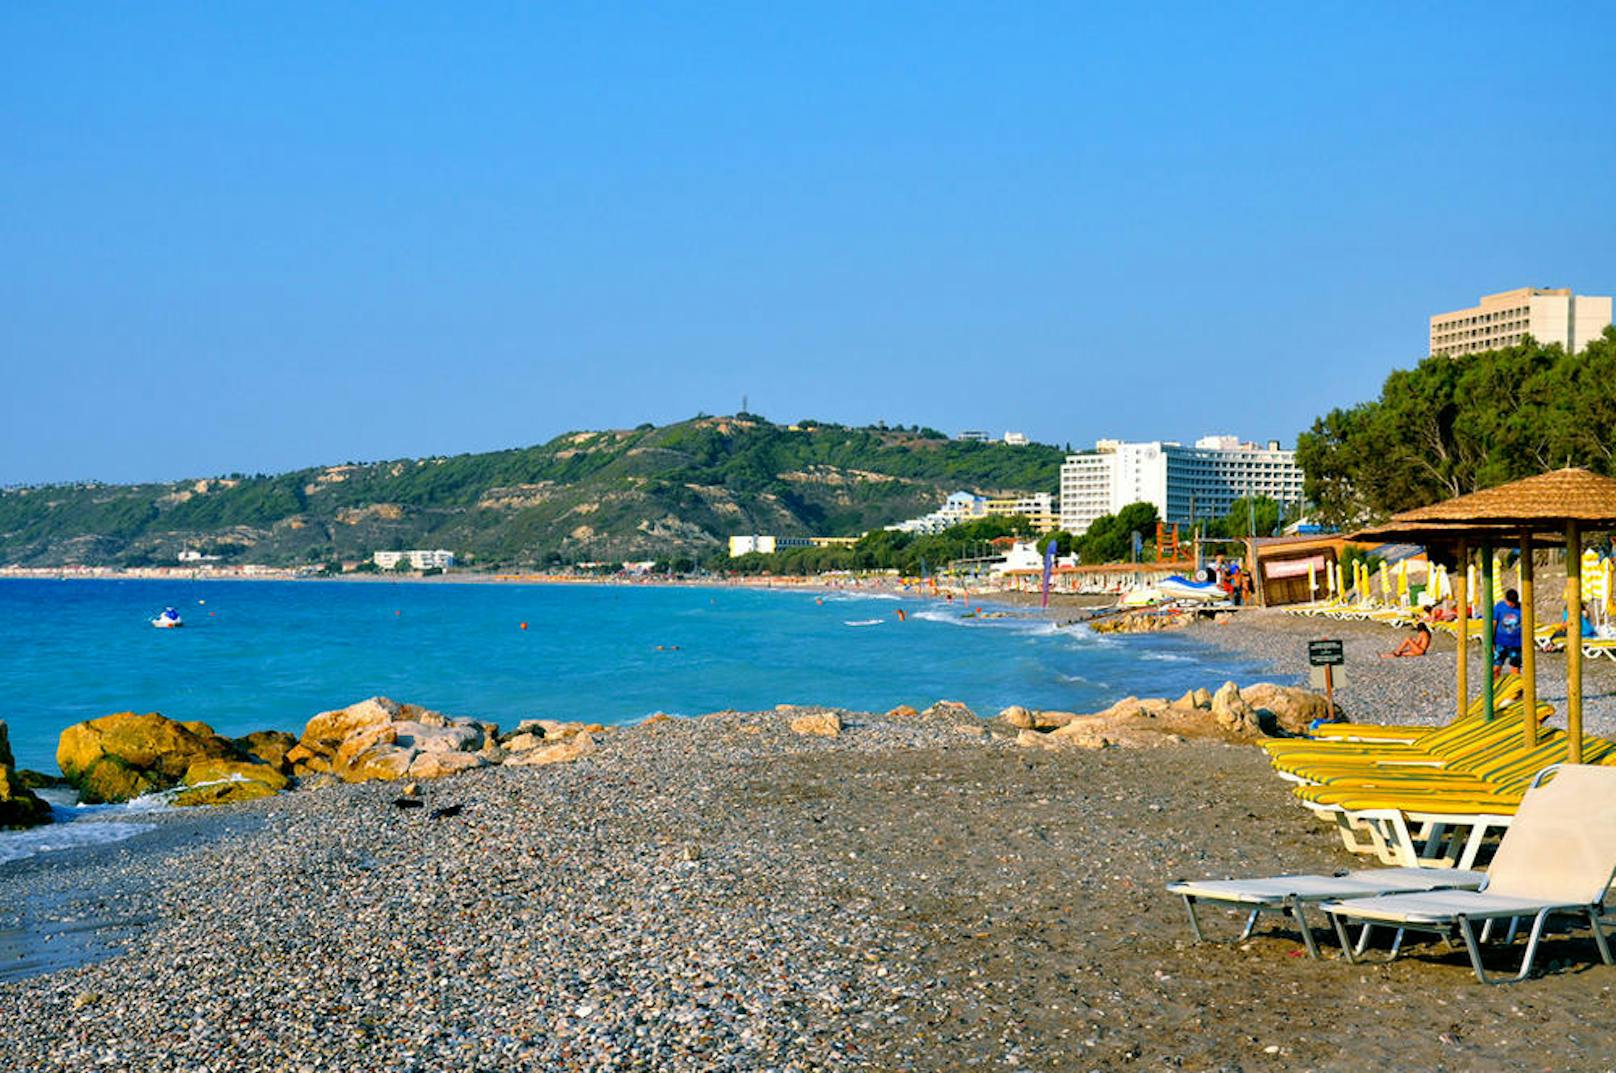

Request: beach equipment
left=1166, top=867, right=1485, bottom=959
left=1352, top=467, right=1616, bottom=758
left=1157, top=576, right=1225, bottom=603
left=1396, top=559, right=1409, bottom=607
left=1322, top=764, right=1616, bottom=984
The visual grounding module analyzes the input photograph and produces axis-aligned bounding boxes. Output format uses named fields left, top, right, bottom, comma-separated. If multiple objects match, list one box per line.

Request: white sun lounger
left=1322, top=764, right=1616, bottom=984
left=1166, top=867, right=1486, bottom=958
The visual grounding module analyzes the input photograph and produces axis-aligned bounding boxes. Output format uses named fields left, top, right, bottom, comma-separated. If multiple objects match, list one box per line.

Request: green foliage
left=723, top=515, right=1033, bottom=576
left=1038, top=530, right=1075, bottom=556
left=0, top=416, right=1068, bottom=567
left=1297, top=328, right=1616, bottom=526
left=1205, top=496, right=1283, bottom=539
left=1077, top=502, right=1159, bottom=564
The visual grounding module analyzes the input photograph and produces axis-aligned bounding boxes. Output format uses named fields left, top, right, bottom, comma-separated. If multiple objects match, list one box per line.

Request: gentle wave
left=843, top=619, right=885, bottom=627
left=0, top=805, right=159, bottom=867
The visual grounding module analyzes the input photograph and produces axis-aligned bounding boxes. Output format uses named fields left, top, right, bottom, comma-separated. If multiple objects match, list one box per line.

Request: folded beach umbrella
left=1308, top=560, right=1318, bottom=598
left=1397, top=559, right=1410, bottom=606
left=1379, top=561, right=1391, bottom=606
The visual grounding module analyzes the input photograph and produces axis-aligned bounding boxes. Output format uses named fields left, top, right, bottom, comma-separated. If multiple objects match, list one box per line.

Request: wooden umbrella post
left=1520, top=533, right=1537, bottom=748
left=1455, top=541, right=1469, bottom=721
left=1480, top=540, right=1495, bottom=721
left=1567, top=522, right=1584, bottom=763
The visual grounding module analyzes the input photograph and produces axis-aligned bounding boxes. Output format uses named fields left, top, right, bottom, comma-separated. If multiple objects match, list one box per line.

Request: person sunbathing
left=1381, top=622, right=1432, bottom=658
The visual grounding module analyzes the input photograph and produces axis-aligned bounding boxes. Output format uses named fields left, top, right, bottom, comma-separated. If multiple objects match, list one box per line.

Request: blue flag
left=1041, top=540, right=1057, bottom=608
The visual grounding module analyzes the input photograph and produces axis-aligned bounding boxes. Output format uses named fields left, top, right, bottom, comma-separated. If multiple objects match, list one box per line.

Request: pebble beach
left=7, top=647, right=1616, bottom=1072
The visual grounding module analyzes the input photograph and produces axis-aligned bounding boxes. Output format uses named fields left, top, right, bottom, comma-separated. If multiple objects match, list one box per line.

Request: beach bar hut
left=1353, top=468, right=1616, bottom=761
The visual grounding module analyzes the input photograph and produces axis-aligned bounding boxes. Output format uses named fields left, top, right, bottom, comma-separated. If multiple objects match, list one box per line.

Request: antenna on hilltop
left=741, top=393, right=748, bottom=415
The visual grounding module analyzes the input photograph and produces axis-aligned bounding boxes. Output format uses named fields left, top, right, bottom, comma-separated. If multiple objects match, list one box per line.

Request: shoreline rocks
left=56, top=712, right=269, bottom=805
left=0, top=721, right=51, bottom=828
left=1006, top=681, right=1342, bottom=751
left=286, top=697, right=502, bottom=783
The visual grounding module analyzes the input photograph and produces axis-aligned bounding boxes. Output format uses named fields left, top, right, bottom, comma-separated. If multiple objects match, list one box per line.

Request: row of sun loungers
left=1170, top=765, right=1616, bottom=984
left=1168, top=683, right=1616, bottom=982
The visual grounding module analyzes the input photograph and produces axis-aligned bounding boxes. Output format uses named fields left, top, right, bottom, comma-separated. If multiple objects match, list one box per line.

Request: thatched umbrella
left=1352, top=468, right=1616, bottom=761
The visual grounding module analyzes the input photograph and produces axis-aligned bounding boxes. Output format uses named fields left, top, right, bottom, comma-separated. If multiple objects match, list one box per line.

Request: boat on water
left=151, top=607, right=184, bottom=629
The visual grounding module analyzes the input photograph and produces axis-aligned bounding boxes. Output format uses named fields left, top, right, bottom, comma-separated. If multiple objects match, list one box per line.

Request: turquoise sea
left=0, top=578, right=1273, bottom=774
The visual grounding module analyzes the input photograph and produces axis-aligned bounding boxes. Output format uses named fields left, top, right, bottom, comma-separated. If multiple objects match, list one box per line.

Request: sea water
left=0, top=577, right=1272, bottom=777
left=0, top=579, right=1274, bottom=772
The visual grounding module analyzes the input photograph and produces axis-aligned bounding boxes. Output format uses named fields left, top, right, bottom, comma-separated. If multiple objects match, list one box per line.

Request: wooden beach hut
left=1353, top=468, right=1616, bottom=761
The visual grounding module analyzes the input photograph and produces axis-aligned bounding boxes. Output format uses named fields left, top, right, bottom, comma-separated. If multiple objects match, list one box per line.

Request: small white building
left=373, top=549, right=457, bottom=571
left=1002, top=431, right=1029, bottom=446
left=727, top=535, right=813, bottom=558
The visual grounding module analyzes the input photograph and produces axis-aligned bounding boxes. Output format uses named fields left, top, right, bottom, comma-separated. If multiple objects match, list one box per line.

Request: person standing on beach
left=1493, top=588, right=1523, bottom=678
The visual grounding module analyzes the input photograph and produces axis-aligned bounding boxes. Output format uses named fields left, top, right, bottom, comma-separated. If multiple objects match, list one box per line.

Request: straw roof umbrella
left=1352, top=468, right=1616, bottom=761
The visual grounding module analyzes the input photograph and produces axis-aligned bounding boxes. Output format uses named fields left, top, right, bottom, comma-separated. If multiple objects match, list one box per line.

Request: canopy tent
left=1351, top=468, right=1616, bottom=762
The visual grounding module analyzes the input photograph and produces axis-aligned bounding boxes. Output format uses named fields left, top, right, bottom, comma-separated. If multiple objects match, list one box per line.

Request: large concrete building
left=1058, top=436, right=1304, bottom=535
left=1429, top=287, right=1612, bottom=358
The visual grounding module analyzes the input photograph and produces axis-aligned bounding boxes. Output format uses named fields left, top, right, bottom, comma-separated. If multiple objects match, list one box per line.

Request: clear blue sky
left=4, top=3, right=1612, bottom=484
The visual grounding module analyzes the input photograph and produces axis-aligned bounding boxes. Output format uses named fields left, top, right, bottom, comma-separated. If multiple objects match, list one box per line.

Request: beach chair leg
left=1388, top=928, right=1405, bottom=959
left=1458, top=910, right=1552, bottom=985
left=1587, top=908, right=1614, bottom=966
left=1237, top=909, right=1260, bottom=941
left=1288, top=898, right=1321, bottom=959
left=1332, top=914, right=1361, bottom=963
left=1180, top=895, right=1206, bottom=943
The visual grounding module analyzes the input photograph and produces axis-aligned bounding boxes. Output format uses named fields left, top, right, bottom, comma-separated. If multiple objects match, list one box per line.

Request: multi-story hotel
left=1058, top=436, right=1304, bottom=535
left=1429, top=287, right=1612, bottom=358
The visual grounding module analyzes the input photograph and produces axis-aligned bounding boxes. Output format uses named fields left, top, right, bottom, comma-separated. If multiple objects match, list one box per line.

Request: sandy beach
left=6, top=640, right=1616, bottom=1071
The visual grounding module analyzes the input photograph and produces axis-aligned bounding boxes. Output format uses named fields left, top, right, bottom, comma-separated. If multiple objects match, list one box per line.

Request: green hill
left=0, top=416, right=1066, bottom=568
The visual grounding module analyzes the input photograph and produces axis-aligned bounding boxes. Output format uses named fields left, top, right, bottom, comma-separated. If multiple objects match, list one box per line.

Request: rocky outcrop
left=0, top=721, right=51, bottom=828
left=1011, top=682, right=1340, bottom=751
left=286, top=697, right=502, bottom=783
left=57, top=712, right=245, bottom=803
left=233, top=730, right=299, bottom=772
left=1089, top=610, right=1191, bottom=634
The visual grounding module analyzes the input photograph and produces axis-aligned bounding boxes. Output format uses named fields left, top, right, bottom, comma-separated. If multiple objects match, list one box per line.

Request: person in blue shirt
left=1493, top=588, right=1523, bottom=677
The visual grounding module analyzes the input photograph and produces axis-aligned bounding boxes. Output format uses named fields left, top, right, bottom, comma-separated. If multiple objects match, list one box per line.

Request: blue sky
left=4, top=3, right=1612, bottom=483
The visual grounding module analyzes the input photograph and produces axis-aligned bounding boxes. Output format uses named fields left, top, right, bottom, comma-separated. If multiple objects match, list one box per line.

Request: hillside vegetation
left=0, top=416, right=1066, bottom=568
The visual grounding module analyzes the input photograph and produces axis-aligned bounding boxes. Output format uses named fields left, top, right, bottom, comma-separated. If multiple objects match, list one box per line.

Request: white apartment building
left=373, top=549, right=457, bottom=570
left=890, top=491, right=1059, bottom=535
left=1058, top=436, right=1304, bottom=535
left=1430, top=287, right=1612, bottom=358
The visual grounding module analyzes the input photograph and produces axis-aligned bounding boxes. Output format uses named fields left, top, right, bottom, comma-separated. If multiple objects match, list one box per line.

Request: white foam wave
left=0, top=807, right=158, bottom=867
left=843, top=619, right=884, bottom=627
left=819, top=591, right=900, bottom=602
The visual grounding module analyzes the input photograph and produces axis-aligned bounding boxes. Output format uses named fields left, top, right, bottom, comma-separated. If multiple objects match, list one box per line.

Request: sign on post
left=1307, top=638, right=1344, bottom=721
left=1308, top=639, right=1345, bottom=667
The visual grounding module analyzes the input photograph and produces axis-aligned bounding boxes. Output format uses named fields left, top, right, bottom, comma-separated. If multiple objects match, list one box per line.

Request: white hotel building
left=1058, top=436, right=1304, bottom=535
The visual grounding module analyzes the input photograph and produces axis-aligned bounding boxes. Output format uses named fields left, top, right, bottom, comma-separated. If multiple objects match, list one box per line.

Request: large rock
left=1210, top=681, right=1260, bottom=736
left=233, top=730, right=299, bottom=772
left=1240, top=683, right=1341, bottom=735
left=173, top=760, right=287, bottom=807
left=504, top=732, right=597, bottom=768
left=0, top=722, right=51, bottom=828
left=56, top=712, right=241, bottom=804
left=288, top=697, right=501, bottom=783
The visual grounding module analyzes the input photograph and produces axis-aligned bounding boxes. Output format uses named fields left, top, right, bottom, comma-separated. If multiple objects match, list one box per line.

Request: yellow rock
left=173, top=780, right=280, bottom=807
left=56, top=712, right=239, bottom=804
left=182, top=759, right=289, bottom=792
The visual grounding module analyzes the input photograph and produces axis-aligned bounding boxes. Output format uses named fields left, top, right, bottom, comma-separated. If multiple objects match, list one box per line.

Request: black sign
left=1308, top=639, right=1345, bottom=667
